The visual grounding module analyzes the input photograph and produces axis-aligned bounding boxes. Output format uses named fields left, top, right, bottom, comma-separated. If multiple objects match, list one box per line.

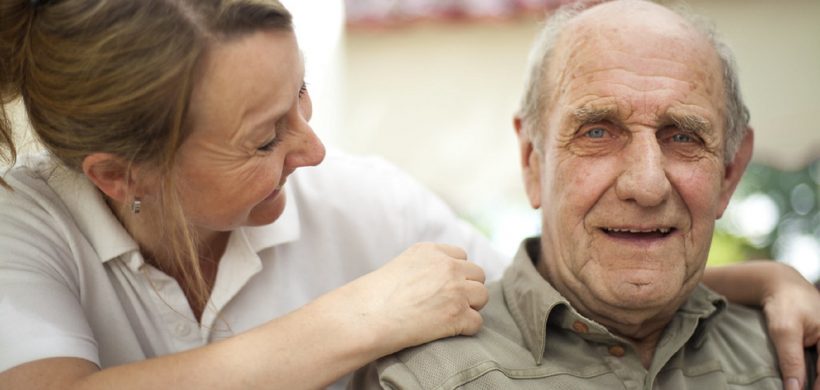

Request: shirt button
left=571, top=321, right=589, bottom=333
left=175, top=322, right=192, bottom=337
left=608, top=345, right=626, bottom=357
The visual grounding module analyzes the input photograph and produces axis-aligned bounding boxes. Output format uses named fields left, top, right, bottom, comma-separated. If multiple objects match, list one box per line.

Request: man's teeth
left=605, top=228, right=671, bottom=234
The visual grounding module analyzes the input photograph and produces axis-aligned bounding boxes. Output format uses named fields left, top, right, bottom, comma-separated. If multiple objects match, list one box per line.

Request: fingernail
left=785, top=377, right=800, bottom=390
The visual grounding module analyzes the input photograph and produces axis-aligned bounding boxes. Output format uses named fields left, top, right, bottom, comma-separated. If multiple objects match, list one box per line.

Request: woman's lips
left=264, top=187, right=281, bottom=201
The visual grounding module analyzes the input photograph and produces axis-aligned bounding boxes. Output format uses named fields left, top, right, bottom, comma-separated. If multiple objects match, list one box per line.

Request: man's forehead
left=544, top=1, right=724, bottom=107
left=568, top=0, right=691, bottom=32
left=557, top=2, right=707, bottom=58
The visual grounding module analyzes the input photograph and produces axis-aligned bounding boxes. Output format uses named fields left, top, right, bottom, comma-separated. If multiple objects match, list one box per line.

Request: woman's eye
left=585, top=127, right=607, bottom=138
left=257, top=137, right=281, bottom=152
left=298, top=82, right=308, bottom=98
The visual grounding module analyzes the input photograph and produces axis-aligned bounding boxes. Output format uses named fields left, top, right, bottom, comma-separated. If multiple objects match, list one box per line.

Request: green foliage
left=710, top=159, right=820, bottom=282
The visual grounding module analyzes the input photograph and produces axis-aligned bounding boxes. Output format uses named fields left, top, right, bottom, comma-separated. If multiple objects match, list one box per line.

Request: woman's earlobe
left=81, top=153, right=133, bottom=203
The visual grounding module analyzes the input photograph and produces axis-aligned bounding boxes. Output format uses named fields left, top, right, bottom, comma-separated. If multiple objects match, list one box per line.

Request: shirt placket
left=141, top=265, right=205, bottom=352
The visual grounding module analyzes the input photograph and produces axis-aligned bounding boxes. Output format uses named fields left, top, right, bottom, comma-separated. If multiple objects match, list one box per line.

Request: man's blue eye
left=671, top=133, right=693, bottom=143
left=586, top=128, right=607, bottom=138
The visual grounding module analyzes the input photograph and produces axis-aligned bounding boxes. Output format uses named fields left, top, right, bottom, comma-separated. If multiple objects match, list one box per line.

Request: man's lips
left=600, top=227, right=676, bottom=240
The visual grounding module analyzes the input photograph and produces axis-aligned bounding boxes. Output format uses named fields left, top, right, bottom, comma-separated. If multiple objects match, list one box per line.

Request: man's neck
left=535, top=256, right=680, bottom=369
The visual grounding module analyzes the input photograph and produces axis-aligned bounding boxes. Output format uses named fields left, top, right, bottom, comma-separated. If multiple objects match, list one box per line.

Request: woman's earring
left=131, top=198, right=142, bottom=214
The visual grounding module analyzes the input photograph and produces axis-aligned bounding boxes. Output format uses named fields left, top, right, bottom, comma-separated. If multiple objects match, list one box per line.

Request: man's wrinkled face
left=521, top=2, right=745, bottom=327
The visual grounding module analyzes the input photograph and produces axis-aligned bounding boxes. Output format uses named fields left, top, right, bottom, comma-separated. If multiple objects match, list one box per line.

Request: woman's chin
left=247, top=191, right=287, bottom=226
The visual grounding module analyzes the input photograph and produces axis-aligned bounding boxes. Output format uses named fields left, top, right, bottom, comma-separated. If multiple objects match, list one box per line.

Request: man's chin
left=596, top=278, right=685, bottom=313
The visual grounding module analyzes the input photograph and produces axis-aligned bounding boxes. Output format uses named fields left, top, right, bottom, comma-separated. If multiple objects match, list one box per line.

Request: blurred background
left=6, top=0, right=819, bottom=282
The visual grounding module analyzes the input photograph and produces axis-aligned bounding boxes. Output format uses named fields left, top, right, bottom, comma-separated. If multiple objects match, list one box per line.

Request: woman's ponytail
left=0, top=1, right=36, bottom=186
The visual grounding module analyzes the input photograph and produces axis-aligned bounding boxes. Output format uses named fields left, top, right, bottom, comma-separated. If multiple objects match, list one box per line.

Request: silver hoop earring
left=131, top=198, right=142, bottom=214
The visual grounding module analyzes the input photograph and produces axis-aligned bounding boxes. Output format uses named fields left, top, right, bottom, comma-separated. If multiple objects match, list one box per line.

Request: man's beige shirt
left=352, top=238, right=781, bottom=390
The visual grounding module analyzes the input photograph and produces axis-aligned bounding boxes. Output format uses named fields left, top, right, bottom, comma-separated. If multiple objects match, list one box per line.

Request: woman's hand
left=704, top=261, right=820, bottom=390
left=0, top=242, right=491, bottom=390
left=342, top=242, right=489, bottom=356
left=760, top=266, right=820, bottom=390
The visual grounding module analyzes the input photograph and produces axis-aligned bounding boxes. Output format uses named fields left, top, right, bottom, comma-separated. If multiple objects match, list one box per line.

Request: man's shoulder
left=697, top=299, right=780, bottom=376
left=352, top=283, right=536, bottom=389
left=709, top=300, right=770, bottom=343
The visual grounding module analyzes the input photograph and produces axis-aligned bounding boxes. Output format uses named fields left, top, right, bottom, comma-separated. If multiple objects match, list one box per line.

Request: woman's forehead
left=186, top=31, right=304, bottom=141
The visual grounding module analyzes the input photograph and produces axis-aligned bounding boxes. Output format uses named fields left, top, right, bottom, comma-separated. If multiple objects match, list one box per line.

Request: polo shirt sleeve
left=0, top=191, right=99, bottom=372
left=370, top=157, right=510, bottom=280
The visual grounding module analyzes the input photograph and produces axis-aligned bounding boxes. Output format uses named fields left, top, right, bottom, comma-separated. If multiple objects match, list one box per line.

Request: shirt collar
left=501, top=237, right=727, bottom=364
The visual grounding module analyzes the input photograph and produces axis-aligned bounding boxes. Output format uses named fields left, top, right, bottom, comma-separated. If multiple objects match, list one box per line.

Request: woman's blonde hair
left=0, top=0, right=293, bottom=311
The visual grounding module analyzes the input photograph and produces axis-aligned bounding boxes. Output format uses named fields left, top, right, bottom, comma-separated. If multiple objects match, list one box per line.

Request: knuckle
left=451, top=247, right=467, bottom=259
left=767, top=318, right=799, bottom=336
left=440, top=259, right=459, bottom=277
left=442, top=299, right=468, bottom=321
left=410, top=242, right=431, bottom=253
left=779, top=352, right=804, bottom=368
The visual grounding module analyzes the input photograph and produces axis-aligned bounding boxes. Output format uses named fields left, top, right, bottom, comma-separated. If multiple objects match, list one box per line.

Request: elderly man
left=350, top=1, right=817, bottom=389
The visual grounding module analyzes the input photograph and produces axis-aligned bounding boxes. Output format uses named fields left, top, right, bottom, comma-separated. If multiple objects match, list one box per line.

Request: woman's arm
left=0, top=243, right=488, bottom=390
left=703, top=261, right=820, bottom=390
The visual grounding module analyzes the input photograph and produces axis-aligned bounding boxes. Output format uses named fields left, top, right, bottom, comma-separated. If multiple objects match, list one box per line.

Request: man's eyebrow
left=666, top=111, right=712, bottom=134
left=572, top=105, right=619, bottom=124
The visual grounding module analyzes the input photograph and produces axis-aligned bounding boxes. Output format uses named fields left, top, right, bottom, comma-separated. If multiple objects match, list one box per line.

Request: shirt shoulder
left=0, top=157, right=78, bottom=272
left=351, top=283, right=533, bottom=390
left=0, top=157, right=104, bottom=371
left=701, top=302, right=780, bottom=375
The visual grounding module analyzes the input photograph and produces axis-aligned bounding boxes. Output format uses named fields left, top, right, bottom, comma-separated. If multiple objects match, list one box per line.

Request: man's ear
left=514, top=116, right=542, bottom=209
left=81, top=153, right=137, bottom=203
left=716, top=127, right=754, bottom=218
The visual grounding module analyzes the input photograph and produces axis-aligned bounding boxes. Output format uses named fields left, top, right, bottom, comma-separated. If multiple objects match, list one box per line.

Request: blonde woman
left=0, top=0, right=817, bottom=389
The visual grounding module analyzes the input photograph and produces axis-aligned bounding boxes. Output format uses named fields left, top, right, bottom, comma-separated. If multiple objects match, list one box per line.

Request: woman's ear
left=81, top=153, right=136, bottom=203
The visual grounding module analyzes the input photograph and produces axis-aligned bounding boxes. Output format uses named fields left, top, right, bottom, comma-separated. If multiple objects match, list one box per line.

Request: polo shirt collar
left=501, top=237, right=727, bottom=365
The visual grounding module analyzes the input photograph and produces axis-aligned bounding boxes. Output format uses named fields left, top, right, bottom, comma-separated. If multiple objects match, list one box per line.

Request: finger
left=814, top=343, right=819, bottom=390
left=769, top=321, right=806, bottom=390
left=434, top=243, right=468, bottom=260
left=456, top=260, right=486, bottom=284
left=463, top=280, right=489, bottom=311
left=457, top=308, right=484, bottom=336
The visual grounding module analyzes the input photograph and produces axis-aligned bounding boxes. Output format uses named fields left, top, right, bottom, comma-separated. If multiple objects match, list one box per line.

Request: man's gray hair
left=517, top=0, right=750, bottom=165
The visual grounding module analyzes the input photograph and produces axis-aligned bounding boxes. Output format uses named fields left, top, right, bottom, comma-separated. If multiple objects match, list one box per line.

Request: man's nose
left=614, top=133, right=671, bottom=207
